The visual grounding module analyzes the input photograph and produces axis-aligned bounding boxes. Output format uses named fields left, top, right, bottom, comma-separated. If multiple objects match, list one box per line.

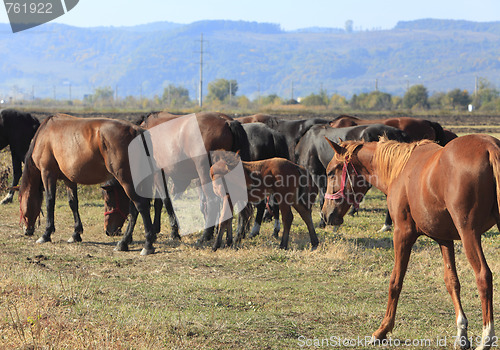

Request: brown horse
left=321, top=135, right=500, bottom=349
left=235, top=113, right=276, bottom=125
left=103, top=112, right=251, bottom=246
left=19, top=113, right=157, bottom=255
left=210, top=150, right=319, bottom=251
left=329, top=115, right=450, bottom=145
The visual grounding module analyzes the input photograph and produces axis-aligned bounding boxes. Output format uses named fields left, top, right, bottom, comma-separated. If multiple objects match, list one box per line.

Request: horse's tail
left=428, top=121, right=447, bottom=146
left=227, top=120, right=251, bottom=161
left=19, top=116, right=50, bottom=220
left=489, top=146, right=500, bottom=219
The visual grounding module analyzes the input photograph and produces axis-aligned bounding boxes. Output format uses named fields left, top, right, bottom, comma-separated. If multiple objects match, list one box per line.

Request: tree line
left=14, top=77, right=500, bottom=113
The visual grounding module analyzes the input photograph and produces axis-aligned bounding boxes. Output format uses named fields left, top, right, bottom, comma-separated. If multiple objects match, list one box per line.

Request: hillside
left=0, top=19, right=499, bottom=100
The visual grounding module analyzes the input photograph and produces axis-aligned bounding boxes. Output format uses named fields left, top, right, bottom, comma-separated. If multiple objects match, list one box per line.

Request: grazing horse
left=210, top=150, right=319, bottom=251
left=295, top=123, right=408, bottom=228
left=242, top=122, right=289, bottom=239
left=19, top=114, right=157, bottom=255
left=102, top=112, right=251, bottom=246
left=329, top=115, right=450, bottom=145
left=0, top=109, right=40, bottom=204
left=321, top=135, right=500, bottom=349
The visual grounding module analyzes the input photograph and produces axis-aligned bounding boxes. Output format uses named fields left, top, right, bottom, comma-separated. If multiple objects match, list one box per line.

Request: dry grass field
left=1, top=112, right=500, bottom=349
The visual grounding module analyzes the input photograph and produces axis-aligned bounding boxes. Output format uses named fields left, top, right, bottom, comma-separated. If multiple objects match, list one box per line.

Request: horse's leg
left=371, top=225, right=418, bottom=341
left=378, top=209, right=393, bottom=233
left=460, top=232, right=495, bottom=350
left=162, top=192, right=180, bottom=240
left=36, top=173, right=57, bottom=244
left=116, top=202, right=138, bottom=252
left=234, top=203, right=252, bottom=248
left=213, top=197, right=233, bottom=251
left=437, top=239, right=470, bottom=350
left=294, top=204, right=319, bottom=250
left=271, top=200, right=281, bottom=239
left=248, top=201, right=264, bottom=238
left=1, top=153, right=21, bottom=204
left=317, top=192, right=326, bottom=228
left=152, top=197, right=162, bottom=235
left=65, top=182, right=83, bottom=243
left=279, top=204, right=293, bottom=250
left=134, top=197, right=156, bottom=255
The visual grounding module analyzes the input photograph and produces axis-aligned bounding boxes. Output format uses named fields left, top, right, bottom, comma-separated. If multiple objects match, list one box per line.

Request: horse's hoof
left=378, top=224, right=392, bottom=233
left=36, top=237, right=50, bottom=244
left=273, top=230, right=280, bottom=239
left=114, top=242, right=129, bottom=252
left=454, top=337, right=471, bottom=350
left=68, top=234, right=82, bottom=243
left=140, top=247, right=155, bottom=256
left=0, top=197, right=13, bottom=205
left=311, top=245, right=319, bottom=251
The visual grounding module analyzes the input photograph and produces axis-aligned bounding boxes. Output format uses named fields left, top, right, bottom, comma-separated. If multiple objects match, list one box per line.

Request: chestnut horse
left=210, top=150, right=319, bottom=251
left=19, top=114, right=157, bottom=255
left=329, top=115, right=450, bottom=145
left=322, top=135, right=500, bottom=349
left=103, top=112, right=251, bottom=246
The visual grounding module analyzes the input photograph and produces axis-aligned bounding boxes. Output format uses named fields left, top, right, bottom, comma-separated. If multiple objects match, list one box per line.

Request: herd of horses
left=2, top=107, right=499, bottom=348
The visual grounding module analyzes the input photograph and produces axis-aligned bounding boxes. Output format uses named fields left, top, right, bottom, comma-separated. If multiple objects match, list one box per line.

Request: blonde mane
left=373, top=138, right=435, bottom=185
left=334, top=138, right=436, bottom=186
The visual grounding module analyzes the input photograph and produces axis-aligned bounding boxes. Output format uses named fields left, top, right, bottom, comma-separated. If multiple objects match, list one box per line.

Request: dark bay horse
left=242, top=122, right=289, bottom=239
left=237, top=113, right=329, bottom=162
left=295, top=123, right=408, bottom=228
left=0, top=109, right=40, bottom=204
left=210, top=150, right=319, bottom=251
left=322, top=135, right=500, bottom=349
left=19, top=114, right=157, bottom=255
left=103, top=112, right=251, bottom=246
left=329, top=115, right=450, bottom=145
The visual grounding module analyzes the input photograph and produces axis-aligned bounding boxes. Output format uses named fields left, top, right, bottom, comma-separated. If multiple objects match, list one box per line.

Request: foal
left=209, top=151, right=319, bottom=251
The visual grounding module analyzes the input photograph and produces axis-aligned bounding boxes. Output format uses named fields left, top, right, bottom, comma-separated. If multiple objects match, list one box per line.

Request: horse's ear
left=324, top=137, right=345, bottom=155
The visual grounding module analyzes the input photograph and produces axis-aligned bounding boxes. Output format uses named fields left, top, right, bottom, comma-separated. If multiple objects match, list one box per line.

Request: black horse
left=242, top=122, right=290, bottom=239
left=259, top=117, right=329, bottom=162
left=0, top=109, right=40, bottom=204
left=295, top=123, right=409, bottom=229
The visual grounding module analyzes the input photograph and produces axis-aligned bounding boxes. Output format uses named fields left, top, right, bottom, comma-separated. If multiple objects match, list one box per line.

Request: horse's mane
left=134, top=112, right=160, bottom=126
left=373, top=138, right=435, bottom=185
left=335, top=138, right=435, bottom=186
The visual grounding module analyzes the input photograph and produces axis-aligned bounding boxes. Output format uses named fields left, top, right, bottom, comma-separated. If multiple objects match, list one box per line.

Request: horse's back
left=31, top=114, right=139, bottom=184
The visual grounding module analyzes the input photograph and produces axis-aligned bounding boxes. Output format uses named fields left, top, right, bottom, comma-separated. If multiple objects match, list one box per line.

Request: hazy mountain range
left=0, top=18, right=499, bottom=101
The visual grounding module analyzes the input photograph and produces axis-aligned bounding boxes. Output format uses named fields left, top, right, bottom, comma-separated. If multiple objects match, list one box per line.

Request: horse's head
left=321, top=138, right=370, bottom=226
left=209, top=150, right=241, bottom=198
left=102, top=179, right=130, bottom=236
left=18, top=160, right=43, bottom=235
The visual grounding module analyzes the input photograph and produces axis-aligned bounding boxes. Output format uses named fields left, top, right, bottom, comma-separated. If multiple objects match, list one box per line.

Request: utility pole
left=197, top=33, right=206, bottom=108
left=375, top=79, right=378, bottom=91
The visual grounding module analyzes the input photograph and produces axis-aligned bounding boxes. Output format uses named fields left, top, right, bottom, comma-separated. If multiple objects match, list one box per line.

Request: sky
left=1, top=0, right=500, bottom=31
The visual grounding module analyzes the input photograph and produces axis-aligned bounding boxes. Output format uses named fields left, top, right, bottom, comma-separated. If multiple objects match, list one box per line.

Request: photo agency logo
left=4, top=0, right=78, bottom=33
left=128, top=114, right=248, bottom=236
